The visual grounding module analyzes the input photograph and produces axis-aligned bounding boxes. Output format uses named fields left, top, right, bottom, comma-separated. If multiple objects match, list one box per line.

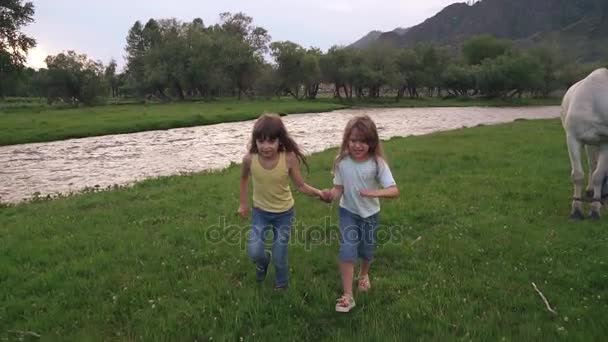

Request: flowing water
left=0, top=106, right=560, bottom=203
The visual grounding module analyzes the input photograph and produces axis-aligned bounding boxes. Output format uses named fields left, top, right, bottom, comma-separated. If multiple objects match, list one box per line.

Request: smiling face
left=348, top=128, right=370, bottom=161
left=255, top=137, right=280, bottom=159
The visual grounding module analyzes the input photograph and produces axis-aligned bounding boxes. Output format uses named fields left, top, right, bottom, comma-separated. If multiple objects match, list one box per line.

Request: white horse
left=561, top=68, right=608, bottom=219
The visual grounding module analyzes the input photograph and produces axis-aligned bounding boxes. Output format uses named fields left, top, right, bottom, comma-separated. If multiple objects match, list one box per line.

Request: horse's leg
left=603, top=168, right=608, bottom=201
left=589, top=144, right=608, bottom=219
left=567, top=134, right=585, bottom=219
left=585, top=144, right=599, bottom=199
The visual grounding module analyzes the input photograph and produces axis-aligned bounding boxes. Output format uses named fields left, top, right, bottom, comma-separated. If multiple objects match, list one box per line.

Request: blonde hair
left=335, top=115, right=386, bottom=169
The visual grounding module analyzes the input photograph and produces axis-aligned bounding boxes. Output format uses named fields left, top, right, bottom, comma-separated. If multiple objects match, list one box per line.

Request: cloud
left=320, top=1, right=354, bottom=13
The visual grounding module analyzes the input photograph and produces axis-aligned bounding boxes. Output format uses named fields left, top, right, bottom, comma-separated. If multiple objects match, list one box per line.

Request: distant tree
left=394, top=48, right=424, bottom=98
left=219, top=12, right=270, bottom=56
left=319, top=46, right=354, bottom=100
left=529, top=45, right=567, bottom=97
left=270, top=41, right=307, bottom=99
left=185, top=22, right=227, bottom=99
left=0, top=0, right=36, bottom=65
left=0, top=0, right=36, bottom=97
left=104, top=59, right=119, bottom=98
left=0, top=51, right=18, bottom=97
left=301, top=47, right=323, bottom=99
left=462, top=35, right=511, bottom=65
left=356, top=43, right=398, bottom=99
left=30, top=67, right=48, bottom=97
left=557, top=63, right=600, bottom=89
left=253, top=63, right=281, bottom=99
left=218, top=12, right=270, bottom=99
left=123, top=13, right=269, bottom=101
left=476, top=52, right=542, bottom=98
left=219, top=33, right=262, bottom=99
left=442, top=64, right=478, bottom=96
left=417, top=44, right=451, bottom=96
left=124, top=21, right=146, bottom=98
left=143, top=19, right=189, bottom=100
left=44, top=51, right=106, bottom=105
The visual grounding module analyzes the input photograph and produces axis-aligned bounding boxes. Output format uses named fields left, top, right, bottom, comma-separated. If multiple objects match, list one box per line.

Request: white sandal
left=335, top=295, right=356, bottom=313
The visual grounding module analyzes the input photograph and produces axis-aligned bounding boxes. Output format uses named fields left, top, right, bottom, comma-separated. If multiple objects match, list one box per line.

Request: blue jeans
left=248, top=207, right=295, bottom=287
left=338, top=207, right=379, bottom=262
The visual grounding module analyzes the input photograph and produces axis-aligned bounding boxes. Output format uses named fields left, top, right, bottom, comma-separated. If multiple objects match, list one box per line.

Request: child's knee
left=248, top=243, right=265, bottom=262
left=339, top=243, right=358, bottom=262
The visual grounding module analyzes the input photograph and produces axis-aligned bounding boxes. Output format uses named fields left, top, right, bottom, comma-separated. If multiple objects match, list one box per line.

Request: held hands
left=319, top=189, right=334, bottom=203
left=317, top=188, right=376, bottom=202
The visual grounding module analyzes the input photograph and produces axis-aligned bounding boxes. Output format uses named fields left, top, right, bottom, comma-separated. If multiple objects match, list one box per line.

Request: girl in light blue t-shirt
left=321, top=115, right=400, bottom=313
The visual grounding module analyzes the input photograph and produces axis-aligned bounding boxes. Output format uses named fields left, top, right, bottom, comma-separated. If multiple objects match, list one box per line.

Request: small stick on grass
left=8, top=330, right=41, bottom=338
left=532, top=282, right=557, bottom=315
left=410, top=236, right=422, bottom=246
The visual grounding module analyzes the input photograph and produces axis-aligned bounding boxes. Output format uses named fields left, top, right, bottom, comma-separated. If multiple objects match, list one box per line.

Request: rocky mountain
left=352, top=0, right=607, bottom=62
left=349, top=27, right=410, bottom=49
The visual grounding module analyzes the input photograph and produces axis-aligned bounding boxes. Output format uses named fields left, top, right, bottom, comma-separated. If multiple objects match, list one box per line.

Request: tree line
left=1, top=4, right=605, bottom=105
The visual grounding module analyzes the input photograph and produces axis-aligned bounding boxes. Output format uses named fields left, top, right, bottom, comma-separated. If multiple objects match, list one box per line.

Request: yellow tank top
left=251, top=152, right=294, bottom=213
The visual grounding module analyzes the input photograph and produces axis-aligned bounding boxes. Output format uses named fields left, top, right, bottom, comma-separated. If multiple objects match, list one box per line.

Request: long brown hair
left=335, top=115, right=386, bottom=167
left=248, top=113, right=309, bottom=170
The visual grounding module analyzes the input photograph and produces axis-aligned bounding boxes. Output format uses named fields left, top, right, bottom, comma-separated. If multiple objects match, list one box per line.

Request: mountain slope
left=352, top=0, right=606, bottom=62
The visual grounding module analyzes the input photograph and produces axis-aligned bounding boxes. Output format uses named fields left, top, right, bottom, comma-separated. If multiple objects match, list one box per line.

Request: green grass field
left=1, top=118, right=605, bottom=341
left=0, top=99, right=347, bottom=146
left=0, top=97, right=561, bottom=146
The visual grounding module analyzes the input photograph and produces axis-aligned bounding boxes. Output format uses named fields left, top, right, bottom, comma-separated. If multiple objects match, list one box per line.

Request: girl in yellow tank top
left=238, top=114, right=324, bottom=289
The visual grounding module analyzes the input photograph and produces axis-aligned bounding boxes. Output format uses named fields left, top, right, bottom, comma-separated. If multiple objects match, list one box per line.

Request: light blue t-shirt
left=333, top=156, right=397, bottom=218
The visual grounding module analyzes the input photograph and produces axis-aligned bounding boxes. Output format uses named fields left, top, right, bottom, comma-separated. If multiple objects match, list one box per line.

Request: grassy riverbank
left=0, top=97, right=561, bottom=146
left=0, top=99, right=346, bottom=146
left=1, top=119, right=606, bottom=341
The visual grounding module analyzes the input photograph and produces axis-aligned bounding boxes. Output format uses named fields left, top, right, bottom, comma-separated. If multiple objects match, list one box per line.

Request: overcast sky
left=24, top=0, right=458, bottom=70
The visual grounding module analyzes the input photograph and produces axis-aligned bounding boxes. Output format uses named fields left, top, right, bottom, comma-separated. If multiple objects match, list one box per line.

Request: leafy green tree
left=529, top=45, right=567, bottom=97
left=358, top=43, right=399, bottom=99
left=476, top=52, right=542, bottom=97
left=144, top=19, right=189, bottom=100
left=43, top=51, right=106, bottom=105
left=319, top=46, right=354, bottom=100
left=124, top=19, right=164, bottom=99
left=462, top=35, right=512, bottom=65
left=253, top=63, right=280, bottom=99
left=348, top=49, right=371, bottom=99
left=104, top=59, right=119, bottom=98
left=124, top=21, right=146, bottom=98
left=0, top=51, right=18, bottom=96
left=270, top=41, right=307, bottom=99
left=0, top=0, right=36, bottom=65
left=219, top=12, right=270, bottom=56
left=183, top=20, right=224, bottom=98
left=300, top=48, right=323, bottom=99
left=219, top=32, right=261, bottom=99
left=217, top=12, right=269, bottom=99
left=442, top=64, right=478, bottom=96
left=0, top=0, right=36, bottom=97
left=394, top=48, right=424, bottom=98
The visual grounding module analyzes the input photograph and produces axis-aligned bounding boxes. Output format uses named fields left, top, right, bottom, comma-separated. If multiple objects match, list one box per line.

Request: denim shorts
left=338, top=207, right=379, bottom=262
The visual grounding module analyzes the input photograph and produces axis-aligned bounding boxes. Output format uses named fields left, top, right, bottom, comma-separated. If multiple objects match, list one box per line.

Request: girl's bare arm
left=238, top=154, right=252, bottom=217
left=287, top=152, right=323, bottom=197
left=360, top=186, right=399, bottom=198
